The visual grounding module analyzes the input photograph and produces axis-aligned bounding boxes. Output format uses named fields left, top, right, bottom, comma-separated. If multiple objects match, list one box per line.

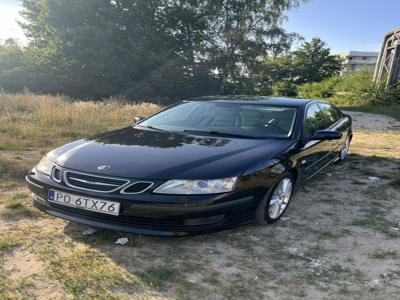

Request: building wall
left=339, top=51, right=379, bottom=75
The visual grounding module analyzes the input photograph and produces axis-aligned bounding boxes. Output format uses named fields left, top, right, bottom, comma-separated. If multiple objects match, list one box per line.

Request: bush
left=369, top=85, right=400, bottom=105
left=334, top=70, right=375, bottom=100
left=272, top=80, right=297, bottom=97
left=332, top=70, right=399, bottom=105
left=256, top=85, right=273, bottom=96
left=298, top=69, right=399, bottom=106
left=298, top=76, right=342, bottom=99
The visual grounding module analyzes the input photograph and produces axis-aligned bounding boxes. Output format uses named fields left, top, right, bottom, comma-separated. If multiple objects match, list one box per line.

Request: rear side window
left=304, top=103, right=327, bottom=137
left=318, top=103, right=341, bottom=127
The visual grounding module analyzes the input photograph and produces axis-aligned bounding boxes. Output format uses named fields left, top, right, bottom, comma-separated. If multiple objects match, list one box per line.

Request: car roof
left=187, top=95, right=317, bottom=107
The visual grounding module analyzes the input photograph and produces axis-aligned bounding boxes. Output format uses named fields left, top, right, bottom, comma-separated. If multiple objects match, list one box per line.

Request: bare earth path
left=343, top=110, right=400, bottom=131
left=1, top=111, right=400, bottom=299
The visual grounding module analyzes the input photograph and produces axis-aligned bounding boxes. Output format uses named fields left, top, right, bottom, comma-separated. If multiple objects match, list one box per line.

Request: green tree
left=19, top=0, right=216, bottom=98
left=0, top=39, right=32, bottom=92
left=255, top=37, right=342, bottom=94
left=253, top=53, right=295, bottom=91
left=0, top=39, right=24, bottom=71
left=15, top=0, right=306, bottom=99
left=272, top=80, right=297, bottom=96
left=293, top=37, right=342, bottom=84
left=205, top=0, right=304, bottom=94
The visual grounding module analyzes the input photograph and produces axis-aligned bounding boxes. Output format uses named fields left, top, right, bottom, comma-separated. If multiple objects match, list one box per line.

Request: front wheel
left=255, top=175, right=294, bottom=225
left=339, top=136, right=351, bottom=161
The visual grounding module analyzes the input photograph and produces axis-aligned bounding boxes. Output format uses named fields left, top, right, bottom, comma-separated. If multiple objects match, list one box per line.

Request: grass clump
left=319, top=230, right=339, bottom=239
left=0, top=239, right=19, bottom=252
left=1, top=200, right=33, bottom=218
left=352, top=215, right=399, bottom=238
left=0, top=157, right=32, bottom=180
left=0, top=268, right=13, bottom=300
left=138, top=266, right=178, bottom=289
left=47, top=248, right=141, bottom=298
left=5, top=199, right=24, bottom=209
left=370, top=249, right=398, bottom=259
left=0, top=237, right=20, bottom=252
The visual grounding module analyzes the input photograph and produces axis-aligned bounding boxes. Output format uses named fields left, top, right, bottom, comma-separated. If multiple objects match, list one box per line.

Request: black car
left=26, top=97, right=352, bottom=236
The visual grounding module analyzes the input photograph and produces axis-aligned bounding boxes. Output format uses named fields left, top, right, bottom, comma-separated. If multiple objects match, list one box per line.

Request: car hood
left=49, top=127, right=294, bottom=180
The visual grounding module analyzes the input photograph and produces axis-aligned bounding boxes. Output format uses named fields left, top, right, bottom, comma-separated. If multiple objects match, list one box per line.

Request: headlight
left=153, top=177, right=237, bottom=195
left=36, top=157, right=54, bottom=176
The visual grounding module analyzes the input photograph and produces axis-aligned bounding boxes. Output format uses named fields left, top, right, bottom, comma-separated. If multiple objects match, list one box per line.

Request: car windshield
left=138, top=101, right=298, bottom=139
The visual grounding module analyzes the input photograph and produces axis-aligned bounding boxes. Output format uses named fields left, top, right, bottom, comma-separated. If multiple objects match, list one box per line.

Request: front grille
left=121, top=181, right=153, bottom=194
left=64, top=171, right=129, bottom=193
left=51, top=167, right=62, bottom=183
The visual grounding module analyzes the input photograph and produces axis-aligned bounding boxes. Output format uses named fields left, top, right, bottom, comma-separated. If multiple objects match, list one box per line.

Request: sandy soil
left=1, top=111, right=400, bottom=299
left=343, top=110, right=400, bottom=131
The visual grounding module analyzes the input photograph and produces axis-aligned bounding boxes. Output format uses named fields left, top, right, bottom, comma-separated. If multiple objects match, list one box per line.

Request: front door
left=297, top=103, right=331, bottom=180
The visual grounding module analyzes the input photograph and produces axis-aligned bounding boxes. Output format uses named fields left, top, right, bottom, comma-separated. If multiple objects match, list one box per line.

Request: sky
left=0, top=0, right=399, bottom=53
left=285, top=0, right=400, bottom=53
left=0, top=0, right=26, bottom=44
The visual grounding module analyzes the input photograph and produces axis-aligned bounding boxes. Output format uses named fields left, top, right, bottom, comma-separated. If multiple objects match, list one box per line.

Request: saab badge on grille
left=97, top=165, right=111, bottom=171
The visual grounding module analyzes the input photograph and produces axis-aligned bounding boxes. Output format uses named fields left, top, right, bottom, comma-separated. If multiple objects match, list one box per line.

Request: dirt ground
left=1, top=111, right=400, bottom=299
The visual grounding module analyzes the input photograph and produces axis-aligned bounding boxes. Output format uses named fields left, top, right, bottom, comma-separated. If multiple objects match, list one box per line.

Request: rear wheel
left=255, top=174, right=294, bottom=225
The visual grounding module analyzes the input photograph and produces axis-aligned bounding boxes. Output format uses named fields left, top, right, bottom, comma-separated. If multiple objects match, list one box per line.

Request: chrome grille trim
left=63, top=170, right=130, bottom=193
left=67, top=176, right=120, bottom=187
left=120, top=181, right=154, bottom=194
left=51, top=166, right=62, bottom=183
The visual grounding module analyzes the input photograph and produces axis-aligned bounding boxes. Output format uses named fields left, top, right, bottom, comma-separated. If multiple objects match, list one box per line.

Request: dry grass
left=0, top=92, right=161, bottom=151
left=0, top=157, right=34, bottom=180
left=350, top=131, right=400, bottom=159
left=45, top=248, right=144, bottom=298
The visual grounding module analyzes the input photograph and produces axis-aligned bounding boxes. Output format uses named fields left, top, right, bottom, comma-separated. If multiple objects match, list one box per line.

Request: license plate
left=48, top=190, right=120, bottom=216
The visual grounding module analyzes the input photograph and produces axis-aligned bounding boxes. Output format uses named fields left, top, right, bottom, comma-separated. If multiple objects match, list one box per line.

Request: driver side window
left=304, top=103, right=327, bottom=138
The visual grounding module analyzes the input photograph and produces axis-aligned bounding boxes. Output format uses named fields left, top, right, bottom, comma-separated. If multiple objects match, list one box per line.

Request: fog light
left=31, top=193, right=46, bottom=204
left=184, top=215, right=225, bottom=226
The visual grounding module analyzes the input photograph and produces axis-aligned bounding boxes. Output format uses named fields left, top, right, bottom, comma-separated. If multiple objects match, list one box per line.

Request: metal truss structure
left=373, top=28, right=400, bottom=88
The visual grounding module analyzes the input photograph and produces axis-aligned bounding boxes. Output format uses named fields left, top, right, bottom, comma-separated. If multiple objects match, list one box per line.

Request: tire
left=255, top=174, right=294, bottom=225
left=339, top=136, right=351, bottom=161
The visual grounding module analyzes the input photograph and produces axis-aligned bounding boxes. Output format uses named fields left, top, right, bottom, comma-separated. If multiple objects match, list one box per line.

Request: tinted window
left=304, top=103, right=327, bottom=137
left=140, top=102, right=298, bottom=139
left=318, top=103, right=340, bottom=127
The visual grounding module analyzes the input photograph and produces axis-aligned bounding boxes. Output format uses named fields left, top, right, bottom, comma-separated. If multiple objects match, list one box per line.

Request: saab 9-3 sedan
left=26, top=97, right=352, bottom=236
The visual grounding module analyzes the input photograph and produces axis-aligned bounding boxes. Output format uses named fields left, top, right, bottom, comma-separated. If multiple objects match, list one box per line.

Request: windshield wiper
left=183, top=129, right=256, bottom=139
left=136, top=125, right=167, bottom=132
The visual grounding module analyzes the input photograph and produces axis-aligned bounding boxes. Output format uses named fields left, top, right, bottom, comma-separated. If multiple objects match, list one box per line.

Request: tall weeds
left=0, top=92, right=161, bottom=151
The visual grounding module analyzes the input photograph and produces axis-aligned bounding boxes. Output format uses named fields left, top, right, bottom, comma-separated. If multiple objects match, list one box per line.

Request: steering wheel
left=264, top=118, right=286, bottom=134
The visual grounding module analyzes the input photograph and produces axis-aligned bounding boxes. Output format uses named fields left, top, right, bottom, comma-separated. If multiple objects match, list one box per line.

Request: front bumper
left=26, top=171, right=264, bottom=236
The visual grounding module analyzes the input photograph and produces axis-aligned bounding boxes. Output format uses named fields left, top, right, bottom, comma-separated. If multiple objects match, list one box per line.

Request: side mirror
left=133, top=116, right=144, bottom=124
left=310, top=130, right=342, bottom=141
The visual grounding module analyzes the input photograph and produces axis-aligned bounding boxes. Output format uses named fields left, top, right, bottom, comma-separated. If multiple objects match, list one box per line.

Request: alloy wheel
left=340, top=137, right=350, bottom=160
left=268, top=178, right=293, bottom=219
